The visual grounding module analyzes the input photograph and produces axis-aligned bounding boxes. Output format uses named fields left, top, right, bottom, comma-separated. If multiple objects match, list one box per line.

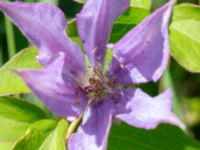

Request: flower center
left=81, top=68, right=116, bottom=104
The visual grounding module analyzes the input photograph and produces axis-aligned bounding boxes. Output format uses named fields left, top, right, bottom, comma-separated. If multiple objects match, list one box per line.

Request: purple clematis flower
left=0, top=0, right=184, bottom=149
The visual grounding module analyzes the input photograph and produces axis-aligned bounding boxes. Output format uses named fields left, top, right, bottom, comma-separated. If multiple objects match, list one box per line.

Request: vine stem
left=159, top=67, right=183, bottom=119
left=160, top=66, right=192, bottom=134
left=0, top=46, right=3, bottom=66
left=4, top=15, right=16, bottom=58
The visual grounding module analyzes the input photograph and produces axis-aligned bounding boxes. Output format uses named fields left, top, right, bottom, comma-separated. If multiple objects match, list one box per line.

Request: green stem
left=4, top=16, right=16, bottom=58
left=0, top=46, right=3, bottom=66
left=4, top=7, right=19, bottom=98
left=160, top=68, right=192, bottom=134
left=159, top=68, right=183, bottom=119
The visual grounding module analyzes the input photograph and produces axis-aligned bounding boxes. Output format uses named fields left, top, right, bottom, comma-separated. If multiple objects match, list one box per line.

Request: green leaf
left=108, top=123, right=200, bottom=150
left=109, top=0, right=150, bottom=43
left=170, top=4, right=200, bottom=72
left=73, top=0, right=86, bottom=4
left=73, top=0, right=152, bottom=8
left=130, top=0, right=151, bottom=9
left=38, top=0, right=58, bottom=4
left=0, top=96, right=48, bottom=149
left=0, top=46, right=42, bottom=96
left=13, top=119, right=68, bottom=150
left=177, top=0, right=198, bottom=4
left=0, top=142, right=12, bottom=150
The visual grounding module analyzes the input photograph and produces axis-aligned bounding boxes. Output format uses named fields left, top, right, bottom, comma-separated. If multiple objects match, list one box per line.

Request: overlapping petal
left=108, top=0, right=175, bottom=84
left=0, top=2, right=86, bottom=77
left=76, top=0, right=130, bottom=66
left=16, top=52, right=87, bottom=118
left=116, top=88, right=184, bottom=129
left=68, top=100, right=115, bottom=150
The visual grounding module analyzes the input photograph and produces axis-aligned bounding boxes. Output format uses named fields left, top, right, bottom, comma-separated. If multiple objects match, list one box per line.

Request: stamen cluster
left=81, top=68, right=116, bottom=104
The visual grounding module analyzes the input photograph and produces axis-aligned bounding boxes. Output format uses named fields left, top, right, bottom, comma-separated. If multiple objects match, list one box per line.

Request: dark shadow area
left=59, top=0, right=82, bottom=19
left=193, top=123, right=200, bottom=141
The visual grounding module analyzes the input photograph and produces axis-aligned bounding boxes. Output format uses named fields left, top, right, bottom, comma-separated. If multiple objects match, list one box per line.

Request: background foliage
left=0, top=0, right=200, bottom=149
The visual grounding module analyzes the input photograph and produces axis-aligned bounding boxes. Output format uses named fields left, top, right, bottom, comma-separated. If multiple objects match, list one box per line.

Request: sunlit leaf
left=0, top=46, right=42, bottom=96
left=170, top=4, right=200, bottom=72
left=73, top=0, right=86, bottom=4
left=130, top=0, right=151, bottom=9
left=0, top=96, right=49, bottom=149
left=13, top=119, right=68, bottom=150
left=39, top=0, right=58, bottom=4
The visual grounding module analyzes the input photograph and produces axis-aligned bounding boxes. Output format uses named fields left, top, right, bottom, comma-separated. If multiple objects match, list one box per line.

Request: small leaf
left=38, top=0, right=58, bottom=4
left=67, top=19, right=83, bottom=48
left=130, top=0, right=151, bottom=10
left=109, top=0, right=151, bottom=43
left=170, top=4, right=200, bottom=72
left=13, top=119, right=68, bottom=150
left=108, top=123, right=200, bottom=150
left=0, top=46, right=42, bottom=96
left=73, top=0, right=86, bottom=4
left=0, top=96, right=49, bottom=148
left=0, top=142, right=12, bottom=150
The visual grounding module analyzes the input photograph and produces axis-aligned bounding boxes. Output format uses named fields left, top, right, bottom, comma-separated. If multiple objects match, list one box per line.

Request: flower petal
left=16, top=52, right=87, bottom=118
left=108, top=1, right=175, bottom=84
left=0, top=2, right=86, bottom=76
left=76, top=0, right=130, bottom=66
left=68, top=101, right=115, bottom=150
left=116, top=88, right=184, bottom=129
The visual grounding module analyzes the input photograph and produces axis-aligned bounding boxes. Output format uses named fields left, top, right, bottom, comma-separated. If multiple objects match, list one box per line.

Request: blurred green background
left=0, top=0, right=200, bottom=142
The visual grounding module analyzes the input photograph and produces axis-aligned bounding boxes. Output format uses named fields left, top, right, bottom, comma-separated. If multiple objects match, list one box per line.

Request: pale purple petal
left=0, top=2, right=86, bottom=77
left=16, top=52, right=87, bottom=118
left=76, top=0, right=130, bottom=66
left=116, top=88, right=184, bottom=129
left=68, top=100, right=115, bottom=150
left=108, top=1, right=175, bottom=84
